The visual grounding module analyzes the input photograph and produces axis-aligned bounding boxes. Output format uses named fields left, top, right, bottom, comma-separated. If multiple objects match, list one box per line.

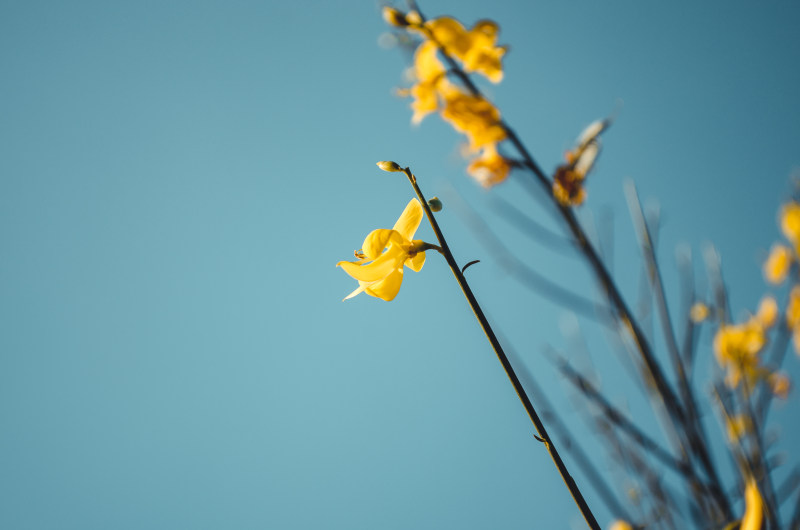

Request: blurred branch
left=546, top=348, right=713, bottom=490
left=624, top=183, right=725, bottom=508
left=504, top=342, right=636, bottom=523
left=445, top=185, right=611, bottom=324
left=487, top=193, right=576, bottom=258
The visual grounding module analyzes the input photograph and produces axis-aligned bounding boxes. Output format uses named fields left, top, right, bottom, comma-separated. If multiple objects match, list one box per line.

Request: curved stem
left=402, top=166, right=600, bottom=530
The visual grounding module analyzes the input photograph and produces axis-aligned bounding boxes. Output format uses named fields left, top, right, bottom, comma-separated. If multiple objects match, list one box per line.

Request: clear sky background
left=2, top=1, right=800, bottom=529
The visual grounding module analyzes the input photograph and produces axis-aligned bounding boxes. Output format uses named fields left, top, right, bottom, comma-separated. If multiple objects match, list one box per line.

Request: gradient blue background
left=2, top=1, right=799, bottom=528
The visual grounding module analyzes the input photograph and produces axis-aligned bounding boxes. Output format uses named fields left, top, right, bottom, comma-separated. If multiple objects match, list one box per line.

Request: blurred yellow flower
left=714, top=319, right=767, bottom=389
left=756, top=296, right=778, bottom=328
left=424, top=16, right=506, bottom=82
left=741, top=478, right=763, bottom=530
left=553, top=166, right=587, bottom=206
left=725, top=414, right=752, bottom=442
left=440, top=86, right=506, bottom=150
left=690, top=302, right=710, bottom=323
left=608, top=521, right=633, bottom=530
left=763, top=243, right=792, bottom=284
left=407, top=41, right=448, bottom=124
left=781, top=201, right=800, bottom=244
left=382, top=6, right=408, bottom=27
left=467, top=143, right=512, bottom=187
left=337, top=199, right=428, bottom=301
left=552, top=120, right=608, bottom=207
left=787, top=285, right=800, bottom=329
left=768, top=371, right=791, bottom=399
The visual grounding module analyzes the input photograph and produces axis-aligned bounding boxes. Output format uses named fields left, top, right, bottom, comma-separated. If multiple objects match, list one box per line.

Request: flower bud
left=690, top=302, right=709, bottom=323
left=427, top=197, right=443, bottom=212
left=382, top=7, right=408, bottom=27
left=376, top=160, right=403, bottom=172
left=405, top=10, right=422, bottom=26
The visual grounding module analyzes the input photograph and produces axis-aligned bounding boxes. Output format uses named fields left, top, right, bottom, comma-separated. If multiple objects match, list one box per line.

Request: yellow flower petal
left=467, top=143, right=511, bottom=187
left=782, top=202, right=800, bottom=244
left=364, top=268, right=404, bottom=301
left=763, top=243, right=792, bottom=284
left=392, top=199, right=424, bottom=240
left=342, top=283, right=367, bottom=301
left=425, top=16, right=470, bottom=57
left=768, top=371, right=791, bottom=399
left=756, top=296, right=778, bottom=328
left=741, top=478, right=763, bottom=530
left=787, top=286, right=800, bottom=328
left=406, top=246, right=426, bottom=272
left=337, top=246, right=405, bottom=282
left=362, top=228, right=403, bottom=260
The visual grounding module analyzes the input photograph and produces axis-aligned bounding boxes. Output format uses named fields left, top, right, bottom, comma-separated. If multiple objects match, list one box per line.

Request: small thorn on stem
left=461, top=260, right=480, bottom=274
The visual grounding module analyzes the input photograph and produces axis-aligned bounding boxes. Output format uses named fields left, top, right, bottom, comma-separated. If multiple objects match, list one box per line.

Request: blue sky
left=2, top=1, right=800, bottom=529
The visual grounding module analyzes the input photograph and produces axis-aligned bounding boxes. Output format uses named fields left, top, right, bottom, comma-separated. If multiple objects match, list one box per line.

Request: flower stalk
left=399, top=164, right=601, bottom=530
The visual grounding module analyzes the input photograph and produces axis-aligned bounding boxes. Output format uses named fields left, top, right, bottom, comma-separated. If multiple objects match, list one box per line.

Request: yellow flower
left=768, top=371, right=791, bottom=399
left=424, top=16, right=506, bottom=82
left=763, top=243, right=792, bottom=284
left=608, top=521, right=633, bottom=530
left=467, top=143, right=512, bottom=187
left=407, top=41, right=448, bottom=124
left=690, top=302, right=710, bottom=323
left=440, top=85, right=506, bottom=150
left=725, top=414, right=752, bottom=442
left=741, top=478, right=763, bottom=530
left=337, top=199, right=428, bottom=301
left=781, top=201, right=800, bottom=244
left=553, top=166, right=587, bottom=206
left=787, top=285, right=800, bottom=328
left=756, top=296, right=778, bottom=329
left=714, top=319, right=767, bottom=389
left=382, top=6, right=408, bottom=27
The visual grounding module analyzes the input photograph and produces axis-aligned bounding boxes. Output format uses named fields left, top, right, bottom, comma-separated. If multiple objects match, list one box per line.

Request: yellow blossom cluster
left=384, top=7, right=512, bottom=187
left=713, top=297, right=777, bottom=391
left=763, top=200, right=800, bottom=357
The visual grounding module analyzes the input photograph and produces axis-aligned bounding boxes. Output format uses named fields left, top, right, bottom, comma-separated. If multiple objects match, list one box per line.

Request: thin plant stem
left=400, top=165, right=600, bottom=530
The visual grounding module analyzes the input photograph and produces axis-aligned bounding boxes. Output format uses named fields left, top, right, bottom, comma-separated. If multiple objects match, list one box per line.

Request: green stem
left=402, top=166, right=601, bottom=530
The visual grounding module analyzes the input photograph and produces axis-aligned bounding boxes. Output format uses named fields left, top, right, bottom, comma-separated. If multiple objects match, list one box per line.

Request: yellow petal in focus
left=362, top=228, right=402, bottom=260
left=338, top=245, right=405, bottom=282
left=363, top=268, right=404, bottom=301
left=392, top=199, right=424, bottom=240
